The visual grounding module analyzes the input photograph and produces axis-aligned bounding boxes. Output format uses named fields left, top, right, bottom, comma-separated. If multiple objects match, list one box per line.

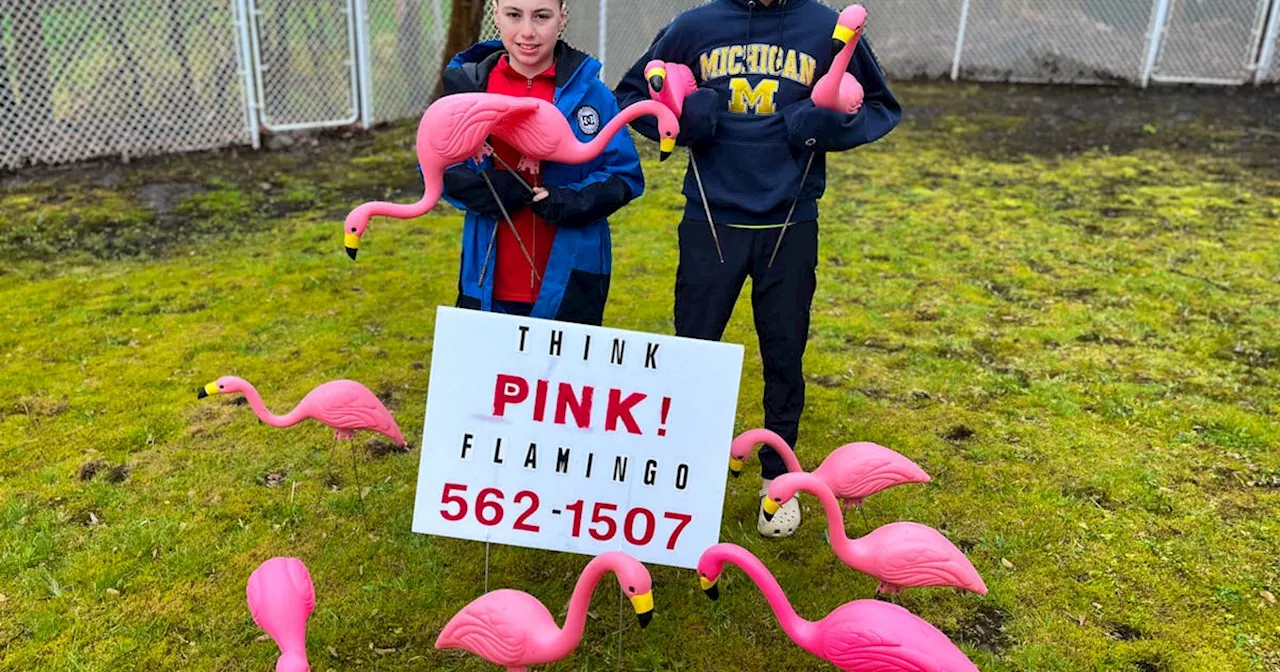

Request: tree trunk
left=436, top=0, right=486, bottom=97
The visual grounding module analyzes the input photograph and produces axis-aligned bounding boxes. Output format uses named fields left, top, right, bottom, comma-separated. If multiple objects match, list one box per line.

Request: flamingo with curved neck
left=697, top=543, right=979, bottom=671
left=764, top=473, right=987, bottom=596
left=729, top=429, right=930, bottom=511
left=491, top=98, right=677, bottom=173
left=197, top=375, right=405, bottom=446
left=812, top=4, right=867, bottom=114
left=435, top=551, right=655, bottom=671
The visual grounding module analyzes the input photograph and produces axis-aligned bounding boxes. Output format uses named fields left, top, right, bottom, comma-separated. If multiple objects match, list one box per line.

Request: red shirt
left=486, top=55, right=557, bottom=304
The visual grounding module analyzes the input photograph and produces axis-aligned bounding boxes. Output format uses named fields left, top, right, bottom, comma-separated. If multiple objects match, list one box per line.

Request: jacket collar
left=443, top=40, right=593, bottom=96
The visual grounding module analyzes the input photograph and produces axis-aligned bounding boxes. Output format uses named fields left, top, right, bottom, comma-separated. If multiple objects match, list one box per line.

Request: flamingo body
left=729, top=429, right=929, bottom=507
left=812, top=442, right=932, bottom=508
left=697, top=543, right=978, bottom=671
left=246, top=557, right=316, bottom=672
left=768, top=473, right=987, bottom=595
left=643, top=59, right=698, bottom=117
left=343, top=93, right=541, bottom=258
left=199, top=376, right=406, bottom=447
left=435, top=551, right=655, bottom=671
left=812, top=5, right=868, bottom=114
left=491, top=98, right=679, bottom=174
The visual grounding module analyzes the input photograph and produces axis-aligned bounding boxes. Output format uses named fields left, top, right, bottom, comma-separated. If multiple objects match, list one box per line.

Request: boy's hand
left=532, top=187, right=550, bottom=202
left=530, top=187, right=568, bottom=224
left=676, top=87, right=721, bottom=147
left=786, top=104, right=857, bottom=152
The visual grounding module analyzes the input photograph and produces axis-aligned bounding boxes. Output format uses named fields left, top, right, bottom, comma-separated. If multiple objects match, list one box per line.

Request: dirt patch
left=1064, top=485, right=1116, bottom=510
left=365, top=439, right=411, bottom=459
left=1105, top=622, right=1146, bottom=641
left=261, top=471, right=286, bottom=488
left=947, top=603, right=1012, bottom=654
left=943, top=425, right=975, bottom=442
left=104, top=464, right=132, bottom=484
left=900, top=82, right=1280, bottom=168
left=77, top=458, right=105, bottom=482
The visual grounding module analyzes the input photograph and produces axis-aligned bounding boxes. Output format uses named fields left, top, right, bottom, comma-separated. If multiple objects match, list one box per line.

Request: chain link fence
left=1, top=0, right=253, bottom=170
left=2, top=0, right=1277, bottom=172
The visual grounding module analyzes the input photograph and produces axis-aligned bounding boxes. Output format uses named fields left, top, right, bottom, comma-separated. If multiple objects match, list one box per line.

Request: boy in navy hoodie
left=614, top=0, right=901, bottom=537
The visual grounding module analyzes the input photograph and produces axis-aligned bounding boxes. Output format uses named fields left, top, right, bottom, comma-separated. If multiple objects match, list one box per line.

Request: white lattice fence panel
left=1152, top=0, right=1271, bottom=83
left=957, top=0, right=1158, bottom=83
left=248, top=0, right=358, bottom=128
left=1, top=0, right=252, bottom=170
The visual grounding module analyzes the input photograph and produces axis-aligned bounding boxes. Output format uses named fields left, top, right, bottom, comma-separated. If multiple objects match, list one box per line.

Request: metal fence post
left=232, top=0, right=261, bottom=148
left=1141, top=0, right=1173, bottom=87
left=353, top=0, right=374, bottom=127
left=1253, top=0, right=1279, bottom=84
left=598, top=0, right=609, bottom=77
left=950, top=0, right=972, bottom=81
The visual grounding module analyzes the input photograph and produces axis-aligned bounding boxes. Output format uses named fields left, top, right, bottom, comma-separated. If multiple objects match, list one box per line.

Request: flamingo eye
left=350, top=227, right=357, bottom=232
left=218, top=385, right=225, bottom=390
left=773, top=497, right=781, bottom=503
left=628, top=585, right=635, bottom=593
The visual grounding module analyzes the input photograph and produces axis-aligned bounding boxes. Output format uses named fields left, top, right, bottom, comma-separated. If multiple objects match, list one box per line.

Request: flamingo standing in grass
left=247, top=557, right=316, bottom=672
left=343, top=92, right=678, bottom=259
left=764, top=473, right=987, bottom=597
left=435, top=551, right=655, bottom=671
left=198, top=376, right=405, bottom=516
left=697, top=543, right=979, bottom=671
left=729, top=428, right=931, bottom=529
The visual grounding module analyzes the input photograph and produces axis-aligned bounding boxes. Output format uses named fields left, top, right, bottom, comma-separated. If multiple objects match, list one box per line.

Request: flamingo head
left=727, top=428, right=785, bottom=477
left=644, top=59, right=669, bottom=97
left=602, top=551, right=654, bottom=628
left=275, top=651, right=310, bottom=672
left=198, top=375, right=250, bottom=399
left=343, top=212, right=369, bottom=260
left=832, top=4, right=868, bottom=55
left=696, top=554, right=726, bottom=601
left=762, top=472, right=824, bottom=522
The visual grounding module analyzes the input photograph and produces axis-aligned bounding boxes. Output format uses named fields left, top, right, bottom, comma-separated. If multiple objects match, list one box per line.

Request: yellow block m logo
left=728, top=77, right=779, bottom=115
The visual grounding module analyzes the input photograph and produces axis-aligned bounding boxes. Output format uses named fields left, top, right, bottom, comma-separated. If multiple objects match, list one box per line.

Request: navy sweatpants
left=674, top=218, right=818, bottom=480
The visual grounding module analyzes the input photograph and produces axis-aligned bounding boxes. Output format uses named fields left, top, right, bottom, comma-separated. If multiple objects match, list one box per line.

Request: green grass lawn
left=1, top=81, right=1278, bottom=671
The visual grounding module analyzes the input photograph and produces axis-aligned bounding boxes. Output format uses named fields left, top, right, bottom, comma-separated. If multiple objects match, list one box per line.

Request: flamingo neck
left=715, top=547, right=816, bottom=649
left=814, top=38, right=856, bottom=102
left=344, top=174, right=443, bottom=232
left=555, top=555, right=614, bottom=654
left=238, top=385, right=299, bottom=428
left=802, top=479, right=857, bottom=552
left=562, top=100, right=671, bottom=163
left=761, top=432, right=803, bottom=472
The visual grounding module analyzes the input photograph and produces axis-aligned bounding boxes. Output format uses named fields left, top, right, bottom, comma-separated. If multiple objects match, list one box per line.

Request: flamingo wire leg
left=688, top=152, right=724, bottom=264
left=348, top=441, right=369, bottom=528
left=481, top=170, right=542, bottom=284
left=858, top=506, right=870, bottom=535
left=768, top=150, right=814, bottom=268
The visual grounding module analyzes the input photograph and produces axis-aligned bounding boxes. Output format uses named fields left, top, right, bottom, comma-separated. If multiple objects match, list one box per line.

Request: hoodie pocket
left=688, top=139, right=807, bottom=222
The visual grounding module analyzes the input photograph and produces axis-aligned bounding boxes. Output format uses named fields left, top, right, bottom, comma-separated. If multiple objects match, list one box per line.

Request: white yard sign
left=411, top=306, right=744, bottom=569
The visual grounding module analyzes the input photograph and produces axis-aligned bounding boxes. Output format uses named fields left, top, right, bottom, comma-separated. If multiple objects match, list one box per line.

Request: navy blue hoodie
left=614, top=0, right=901, bottom=226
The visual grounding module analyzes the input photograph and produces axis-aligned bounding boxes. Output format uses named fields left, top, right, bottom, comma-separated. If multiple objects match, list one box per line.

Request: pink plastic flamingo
left=813, top=4, right=868, bottom=114
left=769, top=4, right=868, bottom=268
left=729, top=429, right=930, bottom=514
left=644, top=59, right=698, bottom=116
left=764, top=472, right=987, bottom=596
left=490, top=98, right=678, bottom=174
left=435, top=551, right=654, bottom=671
left=198, top=376, right=406, bottom=446
left=697, top=543, right=979, bottom=671
left=342, top=92, right=678, bottom=259
left=246, top=557, right=316, bottom=672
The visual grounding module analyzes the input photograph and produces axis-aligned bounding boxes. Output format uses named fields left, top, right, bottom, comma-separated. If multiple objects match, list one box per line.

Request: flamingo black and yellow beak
left=700, top=576, right=719, bottom=601
left=197, top=382, right=218, bottom=399
left=831, top=24, right=861, bottom=55
left=659, top=137, right=675, bottom=161
left=630, top=591, right=654, bottom=628
left=646, top=66, right=667, bottom=93
left=728, top=457, right=745, bottom=478
left=762, top=497, right=782, bottom=522
left=344, top=233, right=360, bottom=260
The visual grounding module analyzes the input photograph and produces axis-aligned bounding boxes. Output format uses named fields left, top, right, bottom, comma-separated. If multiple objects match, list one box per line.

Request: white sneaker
left=757, top=481, right=801, bottom=538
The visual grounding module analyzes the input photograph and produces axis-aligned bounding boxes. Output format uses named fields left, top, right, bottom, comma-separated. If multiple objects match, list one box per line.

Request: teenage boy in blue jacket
left=615, top=0, right=901, bottom=537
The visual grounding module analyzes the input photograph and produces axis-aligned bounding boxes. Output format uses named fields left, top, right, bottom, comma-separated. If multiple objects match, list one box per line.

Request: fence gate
left=245, top=0, right=360, bottom=130
left=1147, top=0, right=1273, bottom=84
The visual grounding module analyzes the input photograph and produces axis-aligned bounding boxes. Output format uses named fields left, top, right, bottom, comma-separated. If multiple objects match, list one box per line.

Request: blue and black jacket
left=439, top=40, right=644, bottom=325
left=614, top=0, right=901, bottom=227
